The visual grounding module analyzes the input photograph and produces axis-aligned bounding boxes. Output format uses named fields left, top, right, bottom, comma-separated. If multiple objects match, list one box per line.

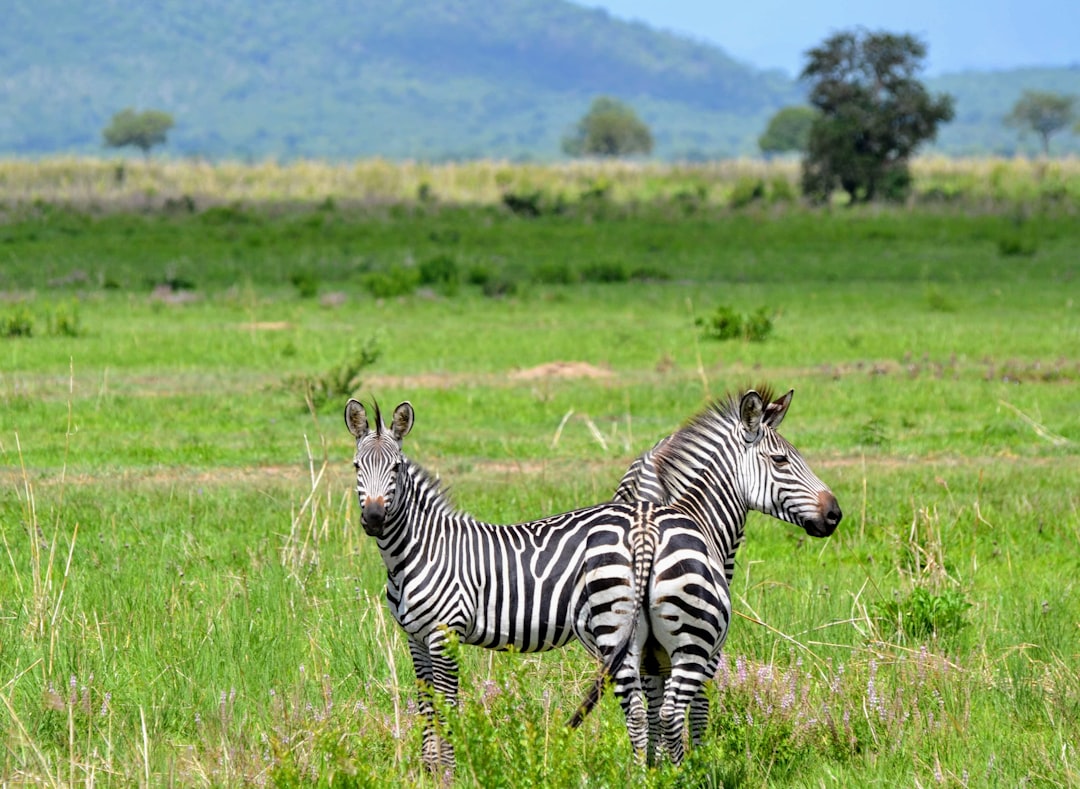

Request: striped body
left=346, top=399, right=729, bottom=770
left=613, top=387, right=842, bottom=761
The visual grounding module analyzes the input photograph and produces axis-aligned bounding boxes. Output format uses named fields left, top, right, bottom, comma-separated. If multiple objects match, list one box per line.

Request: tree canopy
left=799, top=30, right=954, bottom=203
left=758, top=106, right=817, bottom=156
left=562, top=97, right=654, bottom=158
left=103, top=109, right=175, bottom=157
left=1004, top=90, right=1077, bottom=155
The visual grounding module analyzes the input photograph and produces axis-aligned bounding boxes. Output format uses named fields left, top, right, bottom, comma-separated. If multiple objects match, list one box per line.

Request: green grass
left=1, top=197, right=1079, bottom=786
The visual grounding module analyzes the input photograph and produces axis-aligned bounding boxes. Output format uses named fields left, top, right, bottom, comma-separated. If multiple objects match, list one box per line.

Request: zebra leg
left=611, top=656, right=648, bottom=762
left=406, top=638, right=442, bottom=772
left=660, top=663, right=709, bottom=765
left=644, top=673, right=665, bottom=766
left=688, top=655, right=720, bottom=746
left=426, top=629, right=460, bottom=770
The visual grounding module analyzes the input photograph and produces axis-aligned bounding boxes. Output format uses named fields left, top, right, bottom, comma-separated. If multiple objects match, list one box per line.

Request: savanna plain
left=1, top=159, right=1079, bottom=787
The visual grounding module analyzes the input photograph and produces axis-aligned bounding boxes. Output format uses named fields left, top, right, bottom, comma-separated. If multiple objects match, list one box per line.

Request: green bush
left=998, top=235, right=1038, bottom=257
left=697, top=304, right=774, bottom=342
left=581, top=261, right=628, bottom=283
left=284, top=336, right=381, bottom=411
left=46, top=300, right=82, bottom=336
left=364, top=266, right=418, bottom=298
left=729, top=177, right=766, bottom=209
left=418, top=253, right=460, bottom=294
left=288, top=270, right=319, bottom=299
left=874, top=586, right=972, bottom=642
left=1, top=304, right=34, bottom=337
left=533, top=261, right=576, bottom=285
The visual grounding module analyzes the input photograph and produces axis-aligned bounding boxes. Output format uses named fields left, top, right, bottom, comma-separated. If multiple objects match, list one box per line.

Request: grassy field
left=1, top=160, right=1079, bottom=786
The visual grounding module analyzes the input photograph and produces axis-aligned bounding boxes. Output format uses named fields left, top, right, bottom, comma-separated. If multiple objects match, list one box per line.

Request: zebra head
left=344, top=399, right=415, bottom=538
left=735, top=389, right=841, bottom=538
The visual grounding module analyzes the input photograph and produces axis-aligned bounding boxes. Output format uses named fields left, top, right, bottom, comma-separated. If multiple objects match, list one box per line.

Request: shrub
left=1, top=305, right=34, bottom=338
left=874, top=586, right=972, bottom=642
left=285, top=336, right=381, bottom=411
left=418, top=254, right=460, bottom=294
left=533, top=261, right=576, bottom=285
left=502, top=191, right=542, bottom=217
left=581, top=261, right=628, bottom=283
left=729, top=177, right=766, bottom=209
left=998, top=235, right=1038, bottom=257
left=697, top=305, right=774, bottom=342
left=364, top=266, right=417, bottom=299
left=46, top=300, right=82, bottom=337
left=289, top=270, right=319, bottom=299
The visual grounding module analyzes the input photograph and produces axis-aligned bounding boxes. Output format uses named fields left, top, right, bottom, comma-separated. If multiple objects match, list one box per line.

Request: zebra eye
left=770, top=454, right=789, bottom=465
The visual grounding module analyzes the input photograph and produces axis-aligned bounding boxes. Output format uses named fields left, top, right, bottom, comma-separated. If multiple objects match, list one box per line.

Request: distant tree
left=758, top=106, right=817, bottom=157
left=562, top=97, right=653, bottom=158
left=1004, top=90, right=1076, bottom=155
left=103, top=108, right=174, bottom=157
left=799, top=30, right=954, bottom=203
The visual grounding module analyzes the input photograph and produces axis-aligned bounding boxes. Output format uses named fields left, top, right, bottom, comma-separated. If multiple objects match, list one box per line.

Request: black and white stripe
left=613, top=387, right=842, bottom=760
left=345, top=399, right=729, bottom=770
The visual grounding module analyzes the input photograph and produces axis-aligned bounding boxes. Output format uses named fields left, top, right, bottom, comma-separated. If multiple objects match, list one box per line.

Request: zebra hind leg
left=659, top=664, right=710, bottom=765
left=644, top=673, right=665, bottom=766
left=611, top=657, right=648, bottom=762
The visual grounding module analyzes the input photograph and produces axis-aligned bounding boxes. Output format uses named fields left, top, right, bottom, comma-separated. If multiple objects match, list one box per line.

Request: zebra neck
left=378, top=459, right=480, bottom=554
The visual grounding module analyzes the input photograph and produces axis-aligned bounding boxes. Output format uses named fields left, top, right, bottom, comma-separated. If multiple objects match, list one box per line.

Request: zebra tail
left=568, top=513, right=659, bottom=728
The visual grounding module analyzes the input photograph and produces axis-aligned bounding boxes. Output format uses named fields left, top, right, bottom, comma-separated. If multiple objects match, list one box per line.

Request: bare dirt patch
left=236, top=321, right=292, bottom=331
left=509, top=361, right=613, bottom=381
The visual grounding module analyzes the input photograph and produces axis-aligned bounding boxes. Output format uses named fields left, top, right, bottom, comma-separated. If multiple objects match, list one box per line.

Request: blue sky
left=582, top=0, right=1079, bottom=76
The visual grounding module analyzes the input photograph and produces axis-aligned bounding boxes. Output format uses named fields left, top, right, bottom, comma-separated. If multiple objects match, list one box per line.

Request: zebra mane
left=653, top=384, right=777, bottom=493
left=372, top=399, right=384, bottom=437
left=401, top=454, right=459, bottom=520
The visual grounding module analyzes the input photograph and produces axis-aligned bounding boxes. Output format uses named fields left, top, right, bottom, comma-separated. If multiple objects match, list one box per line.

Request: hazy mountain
left=2, top=0, right=1078, bottom=160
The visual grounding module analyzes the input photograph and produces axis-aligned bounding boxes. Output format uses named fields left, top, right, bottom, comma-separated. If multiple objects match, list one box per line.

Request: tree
left=103, top=108, right=174, bottom=157
left=562, top=97, right=653, bottom=158
left=758, top=106, right=817, bottom=157
left=799, top=30, right=954, bottom=203
left=1004, top=90, right=1076, bottom=156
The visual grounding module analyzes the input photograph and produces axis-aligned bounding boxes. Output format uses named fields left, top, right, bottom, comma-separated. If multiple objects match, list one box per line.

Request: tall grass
left=2, top=155, right=1079, bottom=209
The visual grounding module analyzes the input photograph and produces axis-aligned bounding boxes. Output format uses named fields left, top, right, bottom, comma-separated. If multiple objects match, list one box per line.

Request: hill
left=3, top=0, right=1079, bottom=160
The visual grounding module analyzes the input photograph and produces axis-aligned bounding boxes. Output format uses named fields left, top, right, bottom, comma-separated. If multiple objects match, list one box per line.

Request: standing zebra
left=344, top=399, right=730, bottom=771
left=611, top=386, right=842, bottom=759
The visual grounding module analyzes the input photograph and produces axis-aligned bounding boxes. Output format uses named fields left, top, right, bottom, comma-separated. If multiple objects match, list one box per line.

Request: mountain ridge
left=3, top=0, right=1078, bottom=160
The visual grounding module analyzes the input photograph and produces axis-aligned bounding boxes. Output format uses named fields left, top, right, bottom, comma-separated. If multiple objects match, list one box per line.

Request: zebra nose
left=363, top=497, right=386, bottom=532
left=819, top=491, right=842, bottom=531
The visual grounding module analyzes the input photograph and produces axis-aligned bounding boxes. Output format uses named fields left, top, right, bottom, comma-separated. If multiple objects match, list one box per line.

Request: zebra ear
left=344, top=399, right=370, bottom=439
left=390, top=401, right=415, bottom=441
left=762, top=390, right=794, bottom=430
left=739, top=390, right=765, bottom=442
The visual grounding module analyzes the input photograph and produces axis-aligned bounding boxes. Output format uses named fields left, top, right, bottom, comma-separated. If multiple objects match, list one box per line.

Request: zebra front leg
left=406, top=638, right=442, bottom=772
left=426, top=628, right=460, bottom=770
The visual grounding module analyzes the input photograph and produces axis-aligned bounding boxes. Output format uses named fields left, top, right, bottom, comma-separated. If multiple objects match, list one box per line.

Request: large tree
left=1005, top=90, right=1076, bottom=156
left=799, top=30, right=954, bottom=203
left=103, top=108, right=175, bottom=157
left=758, top=106, right=817, bottom=157
left=562, top=97, right=653, bottom=158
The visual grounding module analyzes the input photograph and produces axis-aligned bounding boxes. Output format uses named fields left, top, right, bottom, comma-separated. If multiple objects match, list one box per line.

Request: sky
left=583, top=0, right=1079, bottom=76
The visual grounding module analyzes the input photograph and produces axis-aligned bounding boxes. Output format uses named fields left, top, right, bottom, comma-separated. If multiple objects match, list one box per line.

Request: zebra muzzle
left=362, top=497, right=387, bottom=535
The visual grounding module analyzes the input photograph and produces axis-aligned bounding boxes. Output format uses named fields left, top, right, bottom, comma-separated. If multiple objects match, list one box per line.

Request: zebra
left=344, top=398, right=731, bottom=771
left=611, top=386, right=842, bottom=759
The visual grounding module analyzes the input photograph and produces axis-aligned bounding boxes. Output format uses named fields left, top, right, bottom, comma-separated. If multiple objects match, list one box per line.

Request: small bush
left=533, top=261, right=576, bottom=285
left=581, top=262, right=628, bottom=283
left=730, top=177, right=766, bottom=209
left=289, top=270, right=319, bottom=299
left=418, top=254, right=460, bottom=294
left=997, top=235, right=1038, bottom=257
left=697, top=305, right=774, bottom=342
left=769, top=176, right=797, bottom=204
left=481, top=274, right=520, bottom=299
left=364, top=266, right=417, bottom=299
left=502, top=191, right=542, bottom=217
left=46, top=300, right=82, bottom=337
left=1, top=305, right=34, bottom=338
left=874, top=586, right=972, bottom=642
left=285, top=336, right=381, bottom=411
